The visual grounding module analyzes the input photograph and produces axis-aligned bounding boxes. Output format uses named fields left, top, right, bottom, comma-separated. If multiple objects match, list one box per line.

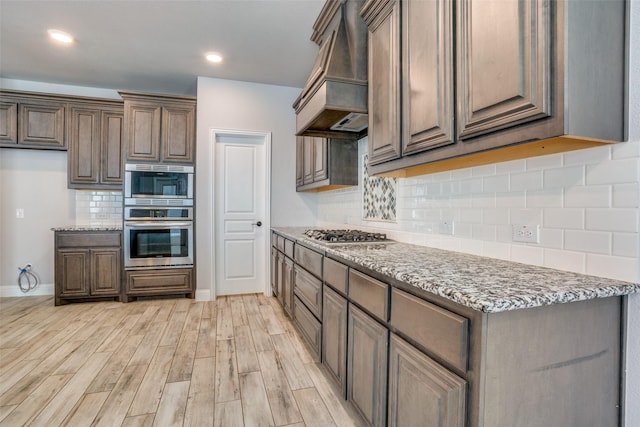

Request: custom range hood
left=293, top=0, right=368, bottom=139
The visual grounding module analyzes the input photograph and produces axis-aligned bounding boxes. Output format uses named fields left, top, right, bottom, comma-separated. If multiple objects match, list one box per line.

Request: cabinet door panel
left=162, top=105, right=194, bottom=163
left=402, top=0, right=454, bottom=154
left=347, top=304, right=388, bottom=427
left=0, top=101, right=18, bottom=143
left=101, top=110, right=124, bottom=185
left=322, top=286, right=348, bottom=397
left=271, top=247, right=279, bottom=297
left=69, top=107, right=100, bottom=185
left=296, top=136, right=304, bottom=187
left=282, top=256, right=294, bottom=315
left=91, top=248, right=121, bottom=295
left=19, top=102, right=66, bottom=148
left=388, top=334, right=466, bottom=427
left=367, top=0, right=401, bottom=165
left=57, top=249, right=90, bottom=297
left=303, top=136, right=314, bottom=184
left=127, top=103, right=161, bottom=161
left=457, top=0, right=551, bottom=139
left=313, top=137, right=328, bottom=181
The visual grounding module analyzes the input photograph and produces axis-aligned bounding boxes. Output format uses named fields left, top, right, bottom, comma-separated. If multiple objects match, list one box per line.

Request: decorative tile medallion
left=363, top=154, right=397, bottom=221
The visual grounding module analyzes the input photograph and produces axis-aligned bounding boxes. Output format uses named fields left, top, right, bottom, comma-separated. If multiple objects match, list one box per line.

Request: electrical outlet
left=512, top=224, right=540, bottom=243
left=439, top=220, right=455, bottom=235
left=16, top=208, right=24, bottom=219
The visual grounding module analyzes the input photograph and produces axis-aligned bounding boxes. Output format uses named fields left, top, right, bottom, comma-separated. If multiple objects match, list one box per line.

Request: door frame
left=209, top=128, right=272, bottom=300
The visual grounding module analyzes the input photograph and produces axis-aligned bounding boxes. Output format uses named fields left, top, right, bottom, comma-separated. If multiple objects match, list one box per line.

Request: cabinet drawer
left=294, top=244, right=323, bottom=279
left=271, top=231, right=278, bottom=248
left=126, top=268, right=193, bottom=295
left=56, top=231, right=121, bottom=248
left=284, top=239, right=295, bottom=259
left=390, top=288, right=469, bottom=372
left=277, top=235, right=286, bottom=252
left=294, top=265, right=322, bottom=319
left=348, top=269, right=389, bottom=323
left=324, top=258, right=348, bottom=294
left=293, top=296, right=321, bottom=361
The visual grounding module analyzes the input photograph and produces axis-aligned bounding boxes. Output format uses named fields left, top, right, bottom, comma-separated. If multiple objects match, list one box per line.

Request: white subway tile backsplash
left=75, top=190, right=122, bottom=225
left=564, top=145, right=610, bottom=166
left=586, top=208, right=639, bottom=232
left=613, top=183, right=639, bottom=208
left=543, top=165, right=584, bottom=189
left=544, top=208, right=584, bottom=229
left=586, top=254, right=638, bottom=282
left=543, top=249, right=586, bottom=274
left=612, top=140, right=640, bottom=160
left=510, top=170, right=543, bottom=192
left=510, top=208, right=543, bottom=225
left=483, top=175, right=510, bottom=193
left=564, top=230, right=611, bottom=254
left=586, top=158, right=640, bottom=185
left=526, top=153, right=563, bottom=170
left=527, top=189, right=563, bottom=208
left=565, top=185, right=611, bottom=208
left=613, top=233, right=639, bottom=258
left=317, top=142, right=639, bottom=284
left=511, top=244, right=544, bottom=266
left=496, top=158, right=526, bottom=174
left=471, top=164, right=496, bottom=177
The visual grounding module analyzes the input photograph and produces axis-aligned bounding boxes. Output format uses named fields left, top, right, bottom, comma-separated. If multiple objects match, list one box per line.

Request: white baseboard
left=195, top=288, right=212, bottom=301
left=0, top=283, right=54, bottom=298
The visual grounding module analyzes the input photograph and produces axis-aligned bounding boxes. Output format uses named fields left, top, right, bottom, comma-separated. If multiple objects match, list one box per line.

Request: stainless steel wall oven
left=123, top=206, right=194, bottom=269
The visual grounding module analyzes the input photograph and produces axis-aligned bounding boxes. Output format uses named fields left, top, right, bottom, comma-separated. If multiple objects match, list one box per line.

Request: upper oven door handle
left=125, top=221, right=192, bottom=228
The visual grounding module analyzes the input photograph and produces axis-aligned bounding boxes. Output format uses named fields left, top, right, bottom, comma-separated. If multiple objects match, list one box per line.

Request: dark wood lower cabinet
left=123, top=267, right=194, bottom=302
left=322, top=285, right=348, bottom=397
left=293, top=296, right=322, bottom=361
left=54, top=230, right=121, bottom=305
left=388, top=334, right=466, bottom=427
left=347, top=304, right=389, bottom=427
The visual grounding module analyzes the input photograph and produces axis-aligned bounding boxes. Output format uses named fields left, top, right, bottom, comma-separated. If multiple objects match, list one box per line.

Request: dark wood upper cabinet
left=0, top=92, right=67, bottom=150
left=120, top=91, right=196, bottom=164
left=68, top=103, right=124, bottom=189
left=363, top=0, right=627, bottom=177
left=296, top=135, right=358, bottom=192
left=361, top=0, right=402, bottom=166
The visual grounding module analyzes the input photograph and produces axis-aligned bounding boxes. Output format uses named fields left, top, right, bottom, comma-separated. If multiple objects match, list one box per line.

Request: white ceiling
left=0, top=0, right=325, bottom=96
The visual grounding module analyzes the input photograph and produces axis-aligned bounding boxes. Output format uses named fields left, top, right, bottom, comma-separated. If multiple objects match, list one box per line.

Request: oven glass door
left=126, top=170, right=193, bottom=199
left=125, top=221, right=193, bottom=268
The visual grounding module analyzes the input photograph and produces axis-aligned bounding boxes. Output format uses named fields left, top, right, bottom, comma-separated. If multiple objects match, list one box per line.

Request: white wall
left=195, top=77, right=317, bottom=299
left=0, top=79, right=123, bottom=297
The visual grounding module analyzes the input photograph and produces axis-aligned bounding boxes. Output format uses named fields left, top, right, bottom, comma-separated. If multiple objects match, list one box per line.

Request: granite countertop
left=51, top=225, right=122, bottom=232
left=273, top=226, right=640, bottom=313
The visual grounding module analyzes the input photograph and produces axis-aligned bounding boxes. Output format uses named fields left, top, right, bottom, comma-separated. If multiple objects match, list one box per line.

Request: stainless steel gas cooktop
left=304, top=229, right=389, bottom=243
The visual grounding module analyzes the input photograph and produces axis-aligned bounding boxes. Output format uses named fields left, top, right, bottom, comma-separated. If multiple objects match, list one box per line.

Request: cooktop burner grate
left=304, top=229, right=388, bottom=243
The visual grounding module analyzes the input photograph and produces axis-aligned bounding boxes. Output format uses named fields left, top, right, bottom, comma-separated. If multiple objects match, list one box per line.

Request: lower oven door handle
left=125, top=221, right=192, bottom=228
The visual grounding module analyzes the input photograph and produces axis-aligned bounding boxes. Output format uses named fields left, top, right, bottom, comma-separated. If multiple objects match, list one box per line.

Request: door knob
left=253, top=221, right=262, bottom=227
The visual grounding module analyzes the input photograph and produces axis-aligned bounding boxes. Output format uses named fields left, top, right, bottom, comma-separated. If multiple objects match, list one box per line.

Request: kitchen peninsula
left=273, top=226, right=639, bottom=427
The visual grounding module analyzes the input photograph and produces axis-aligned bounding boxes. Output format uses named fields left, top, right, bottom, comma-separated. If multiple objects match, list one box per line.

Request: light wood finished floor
left=0, top=294, right=363, bottom=426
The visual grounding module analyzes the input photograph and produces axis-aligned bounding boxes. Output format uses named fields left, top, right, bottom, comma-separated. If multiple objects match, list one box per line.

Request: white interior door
left=214, top=131, right=269, bottom=296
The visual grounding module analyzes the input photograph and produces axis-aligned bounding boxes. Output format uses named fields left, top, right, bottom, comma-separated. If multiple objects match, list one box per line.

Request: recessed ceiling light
left=205, top=52, right=223, bottom=63
left=48, top=29, right=74, bottom=44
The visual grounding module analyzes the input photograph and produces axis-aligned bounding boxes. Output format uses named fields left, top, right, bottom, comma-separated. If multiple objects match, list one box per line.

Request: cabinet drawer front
left=271, top=231, right=278, bottom=248
left=293, top=296, right=321, bottom=360
left=284, top=239, right=295, bottom=259
left=294, top=265, right=322, bottom=319
left=277, top=235, right=285, bottom=252
left=294, top=244, right=323, bottom=279
left=126, top=268, right=192, bottom=294
left=348, top=269, right=389, bottom=322
left=57, top=231, right=121, bottom=248
left=324, top=258, right=348, bottom=294
left=390, top=288, right=468, bottom=372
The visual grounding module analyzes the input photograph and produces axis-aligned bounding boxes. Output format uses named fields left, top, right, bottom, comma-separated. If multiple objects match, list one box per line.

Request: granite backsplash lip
left=273, top=226, right=640, bottom=313
left=51, top=225, right=122, bottom=232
